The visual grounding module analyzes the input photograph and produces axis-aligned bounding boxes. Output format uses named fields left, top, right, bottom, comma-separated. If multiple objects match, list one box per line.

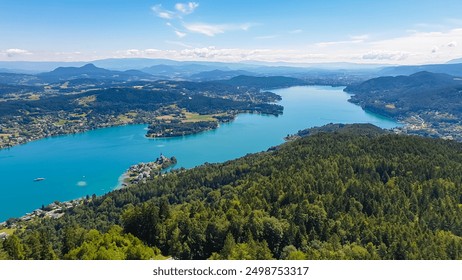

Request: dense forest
left=344, top=71, right=462, bottom=141
left=2, top=124, right=462, bottom=260
left=218, top=75, right=307, bottom=89
left=0, top=85, right=283, bottom=118
left=147, top=120, right=218, bottom=137
left=345, top=71, right=462, bottom=118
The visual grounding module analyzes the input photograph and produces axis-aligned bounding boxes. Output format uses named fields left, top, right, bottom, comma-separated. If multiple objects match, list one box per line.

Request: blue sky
left=1, top=0, right=462, bottom=64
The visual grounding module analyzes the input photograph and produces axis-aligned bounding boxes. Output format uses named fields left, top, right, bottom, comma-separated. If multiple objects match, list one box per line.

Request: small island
left=147, top=120, right=219, bottom=138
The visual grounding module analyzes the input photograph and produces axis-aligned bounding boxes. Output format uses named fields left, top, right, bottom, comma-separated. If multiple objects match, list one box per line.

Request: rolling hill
left=37, top=63, right=155, bottom=82
left=345, top=71, right=462, bottom=140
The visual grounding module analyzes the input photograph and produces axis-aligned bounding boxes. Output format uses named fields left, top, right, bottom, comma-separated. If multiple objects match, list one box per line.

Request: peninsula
left=0, top=65, right=292, bottom=149
left=122, top=154, right=177, bottom=186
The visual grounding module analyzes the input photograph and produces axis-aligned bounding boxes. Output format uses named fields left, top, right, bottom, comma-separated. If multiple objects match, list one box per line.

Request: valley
left=1, top=59, right=462, bottom=261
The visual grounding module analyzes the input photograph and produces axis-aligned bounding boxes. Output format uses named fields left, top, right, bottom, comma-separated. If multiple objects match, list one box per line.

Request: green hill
left=345, top=71, right=462, bottom=117
left=219, top=75, right=306, bottom=89
left=2, top=124, right=462, bottom=260
left=345, top=71, right=462, bottom=140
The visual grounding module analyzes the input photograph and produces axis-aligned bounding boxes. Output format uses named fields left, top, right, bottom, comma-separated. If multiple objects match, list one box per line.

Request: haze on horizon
left=1, top=0, right=462, bottom=65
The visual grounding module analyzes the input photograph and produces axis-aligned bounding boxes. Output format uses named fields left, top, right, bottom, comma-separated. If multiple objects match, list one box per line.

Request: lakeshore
left=0, top=154, right=177, bottom=233
left=0, top=86, right=399, bottom=222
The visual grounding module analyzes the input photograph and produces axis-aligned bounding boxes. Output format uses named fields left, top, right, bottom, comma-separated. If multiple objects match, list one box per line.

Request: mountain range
left=1, top=58, right=461, bottom=79
left=37, top=63, right=156, bottom=82
left=378, top=63, right=462, bottom=77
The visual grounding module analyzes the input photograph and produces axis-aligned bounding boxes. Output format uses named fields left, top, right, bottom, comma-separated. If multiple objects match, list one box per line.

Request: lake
left=0, top=86, right=399, bottom=222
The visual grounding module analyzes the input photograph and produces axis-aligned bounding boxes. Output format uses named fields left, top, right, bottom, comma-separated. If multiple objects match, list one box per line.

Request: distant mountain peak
left=81, top=63, right=98, bottom=69
left=37, top=63, right=153, bottom=82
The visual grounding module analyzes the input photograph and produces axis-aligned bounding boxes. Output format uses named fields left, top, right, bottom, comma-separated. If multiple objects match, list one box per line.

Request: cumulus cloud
left=144, top=49, right=162, bottom=54
left=152, top=2, right=198, bottom=19
left=354, top=28, right=462, bottom=63
left=112, top=47, right=327, bottom=63
left=362, top=50, right=409, bottom=61
left=115, top=49, right=163, bottom=57
left=175, top=47, right=329, bottom=62
left=125, top=49, right=142, bottom=56
left=4, top=48, right=31, bottom=57
left=316, top=40, right=361, bottom=47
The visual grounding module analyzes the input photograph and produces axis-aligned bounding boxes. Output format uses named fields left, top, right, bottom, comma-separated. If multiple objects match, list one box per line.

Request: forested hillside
left=2, top=124, right=462, bottom=260
left=345, top=71, right=462, bottom=118
left=344, top=71, right=462, bottom=140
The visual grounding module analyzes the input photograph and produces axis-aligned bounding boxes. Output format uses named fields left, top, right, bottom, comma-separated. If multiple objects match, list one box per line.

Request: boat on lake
left=33, top=177, right=45, bottom=182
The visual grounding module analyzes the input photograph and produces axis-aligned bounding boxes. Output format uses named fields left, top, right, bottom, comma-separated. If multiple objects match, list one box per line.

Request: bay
left=0, top=86, right=399, bottom=222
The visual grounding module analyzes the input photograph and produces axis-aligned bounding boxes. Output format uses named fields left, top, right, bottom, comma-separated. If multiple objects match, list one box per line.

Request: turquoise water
left=0, top=86, right=399, bottom=221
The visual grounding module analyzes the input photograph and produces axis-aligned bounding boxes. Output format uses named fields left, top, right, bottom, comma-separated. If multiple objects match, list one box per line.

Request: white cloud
left=165, top=40, right=193, bottom=48
left=124, top=49, right=142, bottom=56
left=144, top=49, right=162, bottom=55
left=350, top=34, right=369, bottom=41
left=363, top=28, right=462, bottom=63
left=316, top=34, right=368, bottom=47
left=175, top=30, right=187, bottom=38
left=152, top=3, right=252, bottom=38
left=184, top=23, right=225, bottom=36
left=14, top=27, right=462, bottom=65
left=174, top=47, right=330, bottom=62
left=362, top=50, right=409, bottom=61
left=184, top=23, right=251, bottom=36
left=111, top=47, right=327, bottom=63
left=4, top=48, right=31, bottom=57
left=175, top=2, right=199, bottom=15
left=316, top=39, right=363, bottom=47
left=152, top=2, right=198, bottom=19
left=151, top=4, right=175, bottom=19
